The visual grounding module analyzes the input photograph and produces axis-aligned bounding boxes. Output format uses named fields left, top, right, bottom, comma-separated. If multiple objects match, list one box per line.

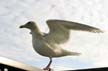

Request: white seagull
left=20, top=19, right=103, bottom=71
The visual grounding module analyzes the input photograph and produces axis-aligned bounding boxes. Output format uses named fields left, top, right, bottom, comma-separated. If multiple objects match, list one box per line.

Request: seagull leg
left=43, top=58, right=52, bottom=71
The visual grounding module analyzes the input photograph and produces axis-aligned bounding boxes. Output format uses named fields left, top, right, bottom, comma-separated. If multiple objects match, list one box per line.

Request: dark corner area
left=0, top=63, right=26, bottom=71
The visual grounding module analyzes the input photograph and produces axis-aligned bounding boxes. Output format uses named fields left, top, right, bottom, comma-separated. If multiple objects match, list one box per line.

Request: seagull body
left=20, top=19, right=103, bottom=71
left=32, top=30, right=78, bottom=58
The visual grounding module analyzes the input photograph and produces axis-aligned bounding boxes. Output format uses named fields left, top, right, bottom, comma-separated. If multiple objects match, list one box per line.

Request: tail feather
left=63, top=49, right=81, bottom=56
left=69, top=52, right=81, bottom=56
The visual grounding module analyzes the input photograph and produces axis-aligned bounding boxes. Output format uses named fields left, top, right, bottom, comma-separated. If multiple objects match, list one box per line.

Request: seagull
left=19, top=19, right=103, bottom=71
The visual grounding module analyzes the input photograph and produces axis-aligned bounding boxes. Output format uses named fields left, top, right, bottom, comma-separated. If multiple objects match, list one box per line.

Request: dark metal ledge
left=67, top=67, right=108, bottom=71
left=0, top=57, right=45, bottom=71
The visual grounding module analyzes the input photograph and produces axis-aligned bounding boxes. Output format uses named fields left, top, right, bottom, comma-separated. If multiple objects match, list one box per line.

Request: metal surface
left=0, top=57, right=45, bottom=71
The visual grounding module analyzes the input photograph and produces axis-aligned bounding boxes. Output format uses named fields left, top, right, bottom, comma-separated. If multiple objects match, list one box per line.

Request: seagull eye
left=27, top=22, right=32, bottom=26
left=28, top=22, right=32, bottom=24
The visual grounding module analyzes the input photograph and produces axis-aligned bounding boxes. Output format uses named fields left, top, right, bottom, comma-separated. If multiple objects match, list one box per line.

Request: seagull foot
left=43, top=67, right=51, bottom=71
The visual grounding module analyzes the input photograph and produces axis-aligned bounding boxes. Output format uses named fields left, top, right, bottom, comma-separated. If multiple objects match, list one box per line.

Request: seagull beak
left=19, top=25, right=25, bottom=28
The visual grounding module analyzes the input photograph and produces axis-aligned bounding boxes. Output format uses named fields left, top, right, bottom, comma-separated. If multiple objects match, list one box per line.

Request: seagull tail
left=63, top=50, right=81, bottom=56
left=69, top=51, right=81, bottom=56
left=61, top=49, right=81, bottom=56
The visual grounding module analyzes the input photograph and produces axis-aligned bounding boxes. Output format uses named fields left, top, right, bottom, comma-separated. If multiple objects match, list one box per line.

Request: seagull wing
left=45, top=19, right=103, bottom=44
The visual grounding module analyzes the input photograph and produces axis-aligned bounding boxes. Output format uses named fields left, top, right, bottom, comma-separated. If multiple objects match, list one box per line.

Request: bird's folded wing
left=45, top=19, right=103, bottom=44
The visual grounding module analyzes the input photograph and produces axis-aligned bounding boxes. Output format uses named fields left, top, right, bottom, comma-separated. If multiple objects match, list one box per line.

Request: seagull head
left=20, top=21, right=38, bottom=30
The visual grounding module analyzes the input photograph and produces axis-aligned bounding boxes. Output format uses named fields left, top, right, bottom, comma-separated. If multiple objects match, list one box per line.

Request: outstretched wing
left=45, top=19, right=103, bottom=44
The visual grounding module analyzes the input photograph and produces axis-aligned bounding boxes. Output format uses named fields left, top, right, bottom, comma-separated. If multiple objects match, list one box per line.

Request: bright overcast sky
left=0, top=0, right=108, bottom=71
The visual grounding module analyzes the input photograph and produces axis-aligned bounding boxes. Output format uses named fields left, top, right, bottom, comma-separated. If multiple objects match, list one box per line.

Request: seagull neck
left=31, top=29, right=42, bottom=36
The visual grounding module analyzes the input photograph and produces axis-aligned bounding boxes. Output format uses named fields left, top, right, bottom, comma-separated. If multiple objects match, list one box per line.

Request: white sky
left=0, top=0, right=108, bottom=71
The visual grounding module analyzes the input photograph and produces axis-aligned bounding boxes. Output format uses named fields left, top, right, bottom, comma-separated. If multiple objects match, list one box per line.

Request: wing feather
left=45, top=19, right=103, bottom=44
